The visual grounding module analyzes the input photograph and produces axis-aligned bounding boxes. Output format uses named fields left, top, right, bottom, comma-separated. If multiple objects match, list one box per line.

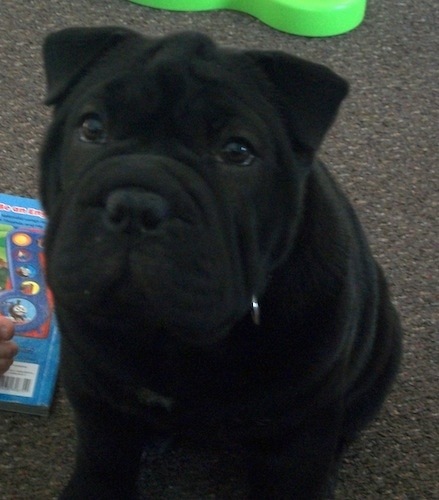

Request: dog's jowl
left=40, top=27, right=402, bottom=499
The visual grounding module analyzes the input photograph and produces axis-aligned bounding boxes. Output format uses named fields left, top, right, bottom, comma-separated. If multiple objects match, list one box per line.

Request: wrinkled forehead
left=94, top=33, right=271, bottom=138
left=129, top=31, right=241, bottom=86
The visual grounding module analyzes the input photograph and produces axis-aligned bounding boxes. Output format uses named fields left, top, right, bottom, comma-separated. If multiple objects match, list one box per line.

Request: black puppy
left=40, top=27, right=402, bottom=499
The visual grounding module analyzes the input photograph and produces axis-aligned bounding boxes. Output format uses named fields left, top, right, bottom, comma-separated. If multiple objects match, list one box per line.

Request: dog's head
left=40, top=27, right=347, bottom=345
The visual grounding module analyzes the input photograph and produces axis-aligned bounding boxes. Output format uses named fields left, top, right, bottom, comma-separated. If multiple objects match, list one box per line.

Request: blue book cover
left=0, top=193, right=60, bottom=416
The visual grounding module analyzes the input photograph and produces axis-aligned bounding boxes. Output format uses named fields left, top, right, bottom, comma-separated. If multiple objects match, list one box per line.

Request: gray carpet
left=0, top=0, right=437, bottom=498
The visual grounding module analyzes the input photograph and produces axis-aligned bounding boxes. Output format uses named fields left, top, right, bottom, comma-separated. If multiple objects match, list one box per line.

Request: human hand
left=0, top=316, right=19, bottom=375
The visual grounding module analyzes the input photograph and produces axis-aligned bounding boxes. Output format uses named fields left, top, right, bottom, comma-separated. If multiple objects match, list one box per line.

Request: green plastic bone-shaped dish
left=129, top=0, right=367, bottom=37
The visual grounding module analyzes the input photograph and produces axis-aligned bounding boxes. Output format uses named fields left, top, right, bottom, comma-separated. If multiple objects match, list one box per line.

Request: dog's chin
left=47, top=239, right=249, bottom=346
left=55, top=281, right=241, bottom=348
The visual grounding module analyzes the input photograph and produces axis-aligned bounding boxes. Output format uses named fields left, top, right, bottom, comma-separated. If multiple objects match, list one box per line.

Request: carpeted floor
left=0, top=0, right=437, bottom=498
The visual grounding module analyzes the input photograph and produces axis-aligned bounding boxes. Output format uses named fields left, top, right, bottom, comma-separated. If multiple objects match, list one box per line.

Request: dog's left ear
left=246, top=51, right=348, bottom=152
left=43, top=26, right=136, bottom=105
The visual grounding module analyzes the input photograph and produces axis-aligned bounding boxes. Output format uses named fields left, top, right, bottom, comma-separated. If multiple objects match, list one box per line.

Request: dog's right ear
left=43, top=26, right=134, bottom=105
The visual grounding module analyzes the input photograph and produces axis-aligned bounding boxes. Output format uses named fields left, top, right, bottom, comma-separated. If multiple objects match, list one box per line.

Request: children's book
left=0, top=193, right=60, bottom=416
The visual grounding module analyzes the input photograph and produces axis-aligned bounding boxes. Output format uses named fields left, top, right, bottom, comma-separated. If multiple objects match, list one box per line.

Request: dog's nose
left=104, top=188, right=170, bottom=233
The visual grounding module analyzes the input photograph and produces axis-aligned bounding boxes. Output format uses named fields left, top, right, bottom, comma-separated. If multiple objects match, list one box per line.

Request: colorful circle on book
left=6, top=298, right=37, bottom=324
left=13, top=249, right=32, bottom=262
left=12, top=232, right=32, bottom=247
left=21, top=281, right=40, bottom=296
left=15, top=265, right=36, bottom=278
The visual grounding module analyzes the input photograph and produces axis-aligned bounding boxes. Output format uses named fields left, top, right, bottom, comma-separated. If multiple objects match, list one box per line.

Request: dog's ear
left=43, top=26, right=135, bottom=105
left=246, top=51, right=348, bottom=152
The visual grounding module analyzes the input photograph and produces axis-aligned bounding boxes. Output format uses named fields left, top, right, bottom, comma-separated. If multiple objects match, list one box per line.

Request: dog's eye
left=79, top=114, right=107, bottom=144
left=218, top=139, right=256, bottom=166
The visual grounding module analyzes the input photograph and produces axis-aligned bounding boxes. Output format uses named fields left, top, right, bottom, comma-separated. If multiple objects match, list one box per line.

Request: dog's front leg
left=60, top=402, right=148, bottom=500
left=247, top=406, right=343, bottom=500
